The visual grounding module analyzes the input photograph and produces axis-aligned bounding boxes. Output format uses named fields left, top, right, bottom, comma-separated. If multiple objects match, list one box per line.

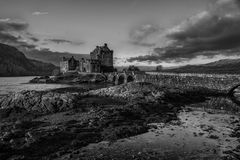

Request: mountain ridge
left=0, top=43, right=57, bottom=76
left=24, top=50, right=90, bottom=66
left=163, top=58, right=240, bottom=74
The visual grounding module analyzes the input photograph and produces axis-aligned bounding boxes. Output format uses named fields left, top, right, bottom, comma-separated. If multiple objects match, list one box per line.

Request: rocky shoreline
left=29, top=73, right=107, bottom=85
left=0, top=82, right=239, bottom=160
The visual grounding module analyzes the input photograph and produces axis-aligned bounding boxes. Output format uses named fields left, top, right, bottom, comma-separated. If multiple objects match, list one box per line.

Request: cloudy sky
left=1, top=0, right=240, bottom=67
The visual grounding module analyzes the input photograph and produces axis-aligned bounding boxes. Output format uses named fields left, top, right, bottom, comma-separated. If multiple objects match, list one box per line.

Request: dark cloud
left=24, top=32, right=40, bottom=42
left=0, top=21, right=28, bottom=32
left=0, top=32, right=36, bottom=50
left=0, top=20, right=37, bottom=50
left=46, top=38, right=85, bottom=45
left=0, top=19, right=85, bottom=60
left=128, top=0, right=240, bottom=63
left=29, top=37, right=39, bottom=42
left=17, top=42, right=37, bottom=50
left=130, top=41, right=155, bottom=47
left=129, top=23, right=160, bottom=47
left=0, top=32, right=19, bottom=43
left=128, top=54, right=162, bottom=63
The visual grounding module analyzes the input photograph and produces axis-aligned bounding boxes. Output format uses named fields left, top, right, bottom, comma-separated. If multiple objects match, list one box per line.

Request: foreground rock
left=0, top=90, right=79, bottom=115
left=0, top=82, right=237, bottom=160
left=86, top=82, right=223, bottom=104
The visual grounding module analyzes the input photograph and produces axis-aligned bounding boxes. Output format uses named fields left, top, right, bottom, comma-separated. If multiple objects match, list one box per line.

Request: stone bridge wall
left=107, top=72, right=240, bottom=92
left=134, top=74, right=161, bottom=83
left=135, top=73, right=240, bottom=92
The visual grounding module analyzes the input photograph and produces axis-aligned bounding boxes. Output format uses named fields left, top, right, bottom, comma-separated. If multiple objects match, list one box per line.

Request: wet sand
left=71, top=108, right=240, bottom=160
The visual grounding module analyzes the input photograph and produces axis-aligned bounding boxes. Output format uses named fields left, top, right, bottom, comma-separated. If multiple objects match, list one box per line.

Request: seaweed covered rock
left=0, top=90, right=78, bottom=114
left=29, top=76, right=54, bottom=83
left=86, top=82, right=219, bottom=105
left=30, top=73, right=107, bottom=84
left=86, top=82, right=165, bottom=102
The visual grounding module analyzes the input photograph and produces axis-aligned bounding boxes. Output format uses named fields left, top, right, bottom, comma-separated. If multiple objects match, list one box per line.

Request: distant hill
left=163, top=59, right=240, bottom=74
left=0, top=43, right=57, bottom=76
left=24, top=50, right=90, bottom=66
left=115, top=66, right=156, bottom=72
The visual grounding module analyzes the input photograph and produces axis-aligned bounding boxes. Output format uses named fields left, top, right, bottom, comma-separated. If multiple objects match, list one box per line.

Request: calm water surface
left=0, top=77, right=73, bottom=95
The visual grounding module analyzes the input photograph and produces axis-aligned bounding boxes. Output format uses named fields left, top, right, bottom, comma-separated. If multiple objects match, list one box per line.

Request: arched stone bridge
left=107, top=72, right=136, bottom=85
left=107, top=72, right=159, bottom=85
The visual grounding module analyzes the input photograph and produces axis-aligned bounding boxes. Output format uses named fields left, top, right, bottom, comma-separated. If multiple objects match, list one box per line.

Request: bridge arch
left=228, top=84, right=240, bottom=107
left=127, top=75, right=134, bottom=83
left=112, top=76, right=116, bottom=83
left=228, top=84, right=240, bottom=97
left=117, top=74, right=125, bottom=85
left=113, top=72, right=136, bottom=85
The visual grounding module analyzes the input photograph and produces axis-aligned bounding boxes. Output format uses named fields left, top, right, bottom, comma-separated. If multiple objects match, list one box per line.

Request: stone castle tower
left=90, top=43, right=114, bottom=72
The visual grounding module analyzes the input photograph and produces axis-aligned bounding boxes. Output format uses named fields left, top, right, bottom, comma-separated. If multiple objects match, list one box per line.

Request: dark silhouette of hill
left=0, top=43, right=57, bottom=76
left=24, top=49, right=89, bottom=66
left=115, top=66, right=156, bottom=72
left=164, top=59, right=240, bottom=74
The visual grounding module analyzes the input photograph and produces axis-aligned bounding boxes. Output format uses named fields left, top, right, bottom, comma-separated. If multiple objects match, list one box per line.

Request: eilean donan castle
left=60, top=43, right=114, bottom=73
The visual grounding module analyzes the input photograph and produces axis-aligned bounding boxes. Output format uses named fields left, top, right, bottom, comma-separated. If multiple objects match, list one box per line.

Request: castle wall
left=60, top=61, right=69, bottom=73
left=101, top=51, right=113, bottom=67
left=78, top=59, right=101, bottom=73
